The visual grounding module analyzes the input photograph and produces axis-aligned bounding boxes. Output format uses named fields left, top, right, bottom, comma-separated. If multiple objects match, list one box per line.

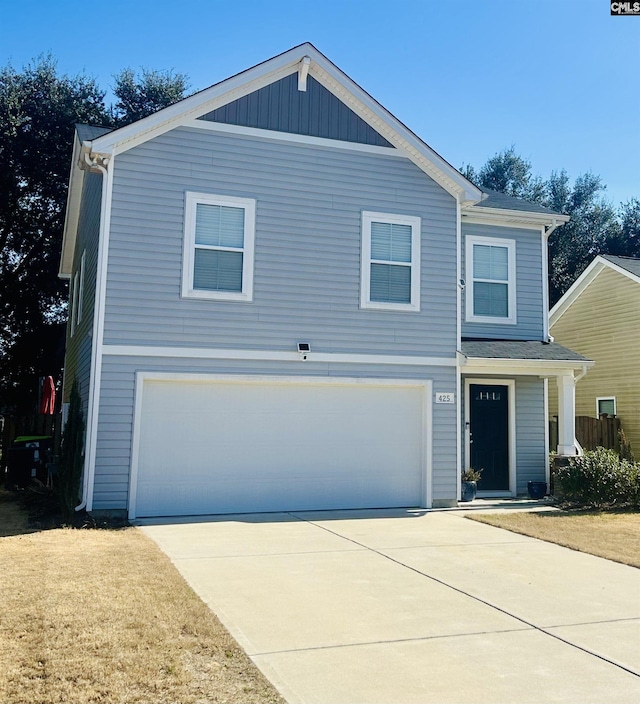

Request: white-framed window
left=465, top=235, right=516, bottom=324
left=182, top=192, right=256, bottom=302
left=360, top=211, right=421, bottom=312
left=596, top=397, right=616, bottom=417
left=77, top=251, right=86, bottom=324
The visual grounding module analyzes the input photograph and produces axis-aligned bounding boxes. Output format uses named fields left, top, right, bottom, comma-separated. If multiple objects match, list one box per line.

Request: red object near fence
left=39, top=376, right=56, bottom=415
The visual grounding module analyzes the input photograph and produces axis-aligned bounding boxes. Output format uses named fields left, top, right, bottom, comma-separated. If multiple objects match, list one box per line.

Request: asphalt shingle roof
left=474, top=188, right=564, bottom=216
left=601, top=255, right=640, bottom=279
left=76, top=124, right=113, bottom=142
left=461, top=340, right=590, bottom=362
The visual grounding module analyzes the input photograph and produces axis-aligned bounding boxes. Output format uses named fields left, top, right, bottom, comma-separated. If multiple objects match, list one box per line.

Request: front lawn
left=467, top=509, right=640, bottom=568
left=0, top=490, right=284, bottom=704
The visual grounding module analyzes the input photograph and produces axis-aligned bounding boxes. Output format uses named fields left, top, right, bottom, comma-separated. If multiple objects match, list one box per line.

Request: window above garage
left=360, top=211, right=421, bottom=312
left=182, top=192, right=256, bottom=302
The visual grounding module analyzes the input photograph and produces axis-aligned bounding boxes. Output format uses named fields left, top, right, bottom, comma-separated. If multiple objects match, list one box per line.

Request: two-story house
left=60, top=44, right=590, bottom=519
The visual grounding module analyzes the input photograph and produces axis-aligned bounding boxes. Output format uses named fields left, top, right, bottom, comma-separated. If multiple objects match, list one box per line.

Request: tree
left=608, top=198, right=640, bottom=258
left=462, top=149, right=629, bottom=305
left=111, top=68, right=189, bottom=126
left=546, top=171, right=620, bottom=304
left=0, top=56, right=189, bottom=423
left=463, top=146, right=547, bottom=203
left=0, top=56, right=109, bottom=415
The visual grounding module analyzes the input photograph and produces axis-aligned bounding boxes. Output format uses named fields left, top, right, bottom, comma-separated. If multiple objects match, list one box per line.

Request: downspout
left=75, top=150, right=111, bottom=511
left=543, top=219, right=562, bottom=341
left=456, top=197, right=463, bottom=502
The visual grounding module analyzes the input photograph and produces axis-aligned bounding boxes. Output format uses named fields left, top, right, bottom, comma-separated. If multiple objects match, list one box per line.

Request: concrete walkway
left=140, top=508, right=640, bottom=704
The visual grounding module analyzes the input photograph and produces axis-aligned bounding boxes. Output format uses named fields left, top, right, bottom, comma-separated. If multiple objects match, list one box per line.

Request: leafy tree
left=608, top=198, right=640, bottom=258
left=111, top=68, right=189, bottom=126
left=462, top=149, right=630, bottom=305
left=0, top=56, right=109, bottom=415
left=546, top=171, right=620, bottom=303
left=0, top=56, right=189, bottom=424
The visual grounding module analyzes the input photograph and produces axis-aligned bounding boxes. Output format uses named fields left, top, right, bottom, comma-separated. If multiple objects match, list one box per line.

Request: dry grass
left=468, top=510, right=640, bottom=568
left=0, top=491, right=284, bottom=704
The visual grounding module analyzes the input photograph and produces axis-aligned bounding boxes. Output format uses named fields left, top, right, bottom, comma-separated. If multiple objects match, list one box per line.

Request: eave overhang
left=86, top=43, right=482, bottom=204
left=461, top=205, right=570, bottom=230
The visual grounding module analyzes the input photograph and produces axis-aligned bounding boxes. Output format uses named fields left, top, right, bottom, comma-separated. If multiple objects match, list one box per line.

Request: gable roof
left=601, top=254, right=640, bottom=278
left=549, top=254, right=640, bottom=326
left=82, top=43, right=482, bottom=203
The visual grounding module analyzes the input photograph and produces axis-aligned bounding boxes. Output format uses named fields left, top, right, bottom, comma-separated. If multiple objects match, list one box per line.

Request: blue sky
left=2, top=0, right=638, bottom=205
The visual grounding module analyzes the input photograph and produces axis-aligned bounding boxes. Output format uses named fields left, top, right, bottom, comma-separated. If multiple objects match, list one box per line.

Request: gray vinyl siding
left=514, top=377, right=547, bottom=493
left=104, top=126, right=458, bottom=357
left=462, top=223, right=544, bottom=340
left=93, top=356, right=457, bottom=510
left=63, top=170, right=102, bottom=420
left=200, top=74, right=392, bottom=147
left=461, top=375, right=547, bottom=493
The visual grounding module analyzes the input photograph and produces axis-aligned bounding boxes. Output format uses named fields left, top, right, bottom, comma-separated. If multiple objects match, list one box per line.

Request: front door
left=469, top=384, right=509, bottom=491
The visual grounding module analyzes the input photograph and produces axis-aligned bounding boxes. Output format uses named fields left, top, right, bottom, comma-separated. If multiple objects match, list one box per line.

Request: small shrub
left=461, top=468, right=482, bottom=482
left=57, top=380, right=84, bottom=522
left=618, top=429, right=635, bottom=463
left=554, top=446, right=640, bottom=508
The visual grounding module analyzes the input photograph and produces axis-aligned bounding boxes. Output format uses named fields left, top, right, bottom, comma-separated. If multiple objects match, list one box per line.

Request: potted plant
left=461, top=468, right=482, bottom=502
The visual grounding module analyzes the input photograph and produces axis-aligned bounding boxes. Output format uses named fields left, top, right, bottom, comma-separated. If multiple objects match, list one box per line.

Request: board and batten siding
left=549, top=266, right=640, bottom=449
left=461, top=376, right=547, bottom=492
left=63, top=170, right=102, bottom=419
left=462, top=222, right=545, bottom=341
left=103, top=126, right=458, bottom=357
left=200, top=73, right=392, bottom=147
left=92, top=356, right=458, bottom=510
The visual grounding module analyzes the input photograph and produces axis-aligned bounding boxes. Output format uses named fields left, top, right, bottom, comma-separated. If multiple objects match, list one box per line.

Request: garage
left=129, top=374, right=430, bottom=518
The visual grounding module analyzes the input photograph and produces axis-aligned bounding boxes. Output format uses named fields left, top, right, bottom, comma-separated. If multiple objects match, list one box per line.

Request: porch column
left=556, top=373, right=577, bottom=455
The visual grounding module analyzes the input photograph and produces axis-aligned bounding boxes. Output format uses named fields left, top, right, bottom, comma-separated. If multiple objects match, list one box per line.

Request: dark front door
left=469, top=384, right=509, bottom=491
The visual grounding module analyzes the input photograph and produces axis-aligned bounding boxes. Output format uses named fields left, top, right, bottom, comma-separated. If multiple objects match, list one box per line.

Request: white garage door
left=131, top=376, right=428, bottom=518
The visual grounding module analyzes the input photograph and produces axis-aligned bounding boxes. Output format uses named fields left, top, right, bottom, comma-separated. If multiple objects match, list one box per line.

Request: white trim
left=80, top=159, right=114, bottom=513
left=460, top=356, right=593, bottom=376
left=465, top=235, right=517, bottom=325
left=360, top=211, right=421, bottom=312
left=596, top=396, right=617, bottom=417
left=101, top=344, right=457, bottom=367
left=464, top=378, right=516, bottom=496
left=128, top=372, right=433, bottom=519
left=60, top=135, right=85, bottom=277
left=181, top=192, right=256, bottom=302
left=77, top=251, right=86, bottom=324
left=544, top=377, right=550, bottom=486
left=70, top=271, right=79, bottom=336
left=541, top=227, right=549, bottom=340
left=456, top=198, right=462, bottom=498
left=550, top=255, right=640, bottom=326
left=297, top=56, right=311, bottom=91
left=87, top=43, right=481, bottom=203
left=182, top=118, right=405, bottom=156
left=462, top=207, right=569, bottom=229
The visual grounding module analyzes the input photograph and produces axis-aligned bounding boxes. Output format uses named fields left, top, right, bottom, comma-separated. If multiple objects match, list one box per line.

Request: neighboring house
left=549, top=255, right=640, bottom=450
left=60, top=43, right=590, bottom=519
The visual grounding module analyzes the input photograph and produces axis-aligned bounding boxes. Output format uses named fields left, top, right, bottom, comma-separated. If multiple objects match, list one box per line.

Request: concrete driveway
left=140, top=508, right=640, bottom=704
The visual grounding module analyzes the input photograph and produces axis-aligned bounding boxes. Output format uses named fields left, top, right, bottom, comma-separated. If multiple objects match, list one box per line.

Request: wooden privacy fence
left=548, top=416, right=621, bottom=452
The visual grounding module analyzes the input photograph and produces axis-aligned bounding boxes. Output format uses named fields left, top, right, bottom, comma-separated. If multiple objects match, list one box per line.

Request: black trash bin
left=5, top=436, right=52, bottom=487
left=5, top=447, right=39, bottom=488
